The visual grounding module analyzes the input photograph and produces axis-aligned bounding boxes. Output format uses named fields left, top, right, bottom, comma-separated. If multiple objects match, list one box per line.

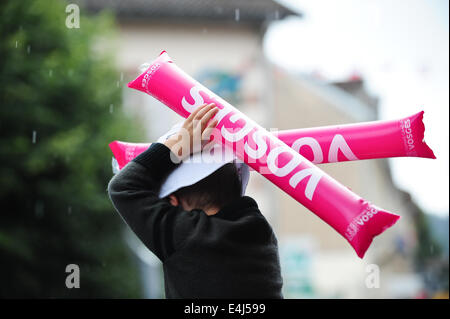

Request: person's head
left=167, top=163, right=242, bottom=215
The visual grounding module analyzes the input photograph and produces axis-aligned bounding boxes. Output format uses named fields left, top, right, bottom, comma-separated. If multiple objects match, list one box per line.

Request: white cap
left=156, top=122, right=250, bottom=198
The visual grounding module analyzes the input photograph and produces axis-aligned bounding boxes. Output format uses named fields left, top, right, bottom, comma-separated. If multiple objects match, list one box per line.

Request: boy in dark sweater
left=107, top=103, right=283, bottom=298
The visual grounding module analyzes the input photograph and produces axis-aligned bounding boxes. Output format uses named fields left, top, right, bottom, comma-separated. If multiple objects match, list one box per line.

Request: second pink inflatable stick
left=109, top=111, right=435, bottom=169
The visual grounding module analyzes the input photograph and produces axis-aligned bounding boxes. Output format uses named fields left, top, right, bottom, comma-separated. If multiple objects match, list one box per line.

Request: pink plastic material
left=109, top=141, right=151, bottom=170
left=126, top=51, right=401, bottom=258
left=109, top=111, right=435, bottom=168
left=275, top=111, right=435, bottom=163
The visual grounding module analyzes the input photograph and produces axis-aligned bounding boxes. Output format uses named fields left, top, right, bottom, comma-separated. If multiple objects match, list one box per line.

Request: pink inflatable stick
left=109, top=141, right=151, bottom=170
left=276, top=111, right=435, bottom=164
left=109, top=111, right=435, bottom=168
left=126, top=51, right=400, bottom=258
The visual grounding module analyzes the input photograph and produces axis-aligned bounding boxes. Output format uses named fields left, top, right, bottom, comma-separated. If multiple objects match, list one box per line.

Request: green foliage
left=0, top=0, right=144, bottom=297
left=412, top=205, right=449, bottom=294
left=414, top=209, right=442, bottom=263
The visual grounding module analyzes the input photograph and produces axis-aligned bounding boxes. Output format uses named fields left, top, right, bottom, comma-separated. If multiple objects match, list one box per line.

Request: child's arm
left=107, top=103, right=218, bottom=261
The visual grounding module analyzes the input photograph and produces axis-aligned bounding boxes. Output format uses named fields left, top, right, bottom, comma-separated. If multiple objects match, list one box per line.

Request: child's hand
left=164, top=103, right=219, bottom=162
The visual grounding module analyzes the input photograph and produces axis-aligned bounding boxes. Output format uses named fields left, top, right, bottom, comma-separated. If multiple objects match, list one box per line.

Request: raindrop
left=49, top=69, right=53, bottom=77
left=27, top=45, right=31, bottom=54
left=235, top=8, right=240, bottom=21
left=15, top=40, right=18, bottom=48
left=202, top=28, right=208, bottom=34
left=68, top=206, right=72, bottom=215
left=68, top=69, right=74, bottom=77
left=116, top=81, right=120, bottom=88
left=120, top=72, right=124, bottom=81
left=109, top=104, right=114, bottom=113
left=32, top=130, right=37, bottom=144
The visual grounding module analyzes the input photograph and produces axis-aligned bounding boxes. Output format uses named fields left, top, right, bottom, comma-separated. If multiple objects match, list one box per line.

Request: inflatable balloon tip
left=109, top=140, right=118, bottom=151
left=428, top=148, right=437, bottom=159
left=109, top=141, right=125, bottom=170
left=354, top=211, right=401, bottom=259
left=127, top=76, right=143, bottom=92
left=421, top=140, right=436, bottom=159
left=415, top=110, right=436, bottom=159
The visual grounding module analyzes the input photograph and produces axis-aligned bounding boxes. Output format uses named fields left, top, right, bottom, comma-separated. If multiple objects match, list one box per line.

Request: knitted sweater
left=107, top=143, right=283, bottom=298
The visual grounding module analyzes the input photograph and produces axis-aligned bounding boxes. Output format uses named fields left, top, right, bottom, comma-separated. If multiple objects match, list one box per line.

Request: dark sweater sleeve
left=107, top=143, right=203, bottom=262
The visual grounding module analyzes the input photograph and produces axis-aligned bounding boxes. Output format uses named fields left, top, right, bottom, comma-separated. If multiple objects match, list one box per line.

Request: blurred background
left=0, top=0, right=448, bottom=298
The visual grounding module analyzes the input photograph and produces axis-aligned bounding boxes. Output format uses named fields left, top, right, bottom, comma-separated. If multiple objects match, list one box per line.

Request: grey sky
left=265, top=0, right=449, bottom=216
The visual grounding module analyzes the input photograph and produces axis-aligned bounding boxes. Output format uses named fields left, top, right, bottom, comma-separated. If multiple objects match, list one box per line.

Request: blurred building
left=78, top=0, right=423, bottom=298
left=271, top=71, right=422, bottom=298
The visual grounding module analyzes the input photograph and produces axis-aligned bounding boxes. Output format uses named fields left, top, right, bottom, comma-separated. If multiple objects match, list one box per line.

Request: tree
left=410, top=201, right=448, bottom=296
left=0, top=0, right=144, bottom=297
